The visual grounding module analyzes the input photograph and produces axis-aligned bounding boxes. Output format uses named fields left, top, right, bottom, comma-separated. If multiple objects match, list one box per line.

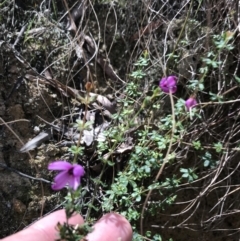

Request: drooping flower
left=159, top=76, right=177, bottom=93
left=185, top=97, right=197, bottom=111
left=48, top=161, right=85, bottom=190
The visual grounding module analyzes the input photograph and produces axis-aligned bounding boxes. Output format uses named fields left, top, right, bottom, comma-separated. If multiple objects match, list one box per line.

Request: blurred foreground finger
left=2, top=209, right=84, bottom=241
left=85, top=213, right=132, bottom=241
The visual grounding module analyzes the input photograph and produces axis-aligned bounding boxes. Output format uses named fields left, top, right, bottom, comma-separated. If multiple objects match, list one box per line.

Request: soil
left=0, top=70, right=64, bottom=237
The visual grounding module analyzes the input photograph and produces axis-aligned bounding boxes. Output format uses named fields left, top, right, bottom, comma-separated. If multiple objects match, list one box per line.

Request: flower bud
left=159, top=76, right=177, bottom=93
left=185, top=97, right=197, bottom=111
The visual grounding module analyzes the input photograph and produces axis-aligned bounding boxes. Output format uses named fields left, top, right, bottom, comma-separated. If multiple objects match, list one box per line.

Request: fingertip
left=86, top=212, right=133, bottom=241
left=31, top=209, right=84, bottom=240
left=38, top=209, right=84, bottom=226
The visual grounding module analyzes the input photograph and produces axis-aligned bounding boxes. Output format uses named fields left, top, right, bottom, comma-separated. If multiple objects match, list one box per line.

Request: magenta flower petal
left=159, top=78, right=168, bottom=92
left=166, top=76, right=177, bottom=87
left=159, top=76, right=177, bottom=93
left=170, top=85, right=177, bottom=93
left=72, top=164, right=85, bottom=177
left=68, top=175, right=81, bottom=190
left=52, top=171, right=69, bottom=190
left=48, top=161, right=72, bottom=171
left=185, top=97, right=197, bottom=111
left=48, top=161, right=85, bottom=191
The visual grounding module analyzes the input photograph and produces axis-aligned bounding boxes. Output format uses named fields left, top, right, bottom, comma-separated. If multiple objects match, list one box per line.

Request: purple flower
left=48, top=161, right=85, bottom=190
left=185, top=97, right=197, bottom=111
left=159, top=76, right=177, bottom=93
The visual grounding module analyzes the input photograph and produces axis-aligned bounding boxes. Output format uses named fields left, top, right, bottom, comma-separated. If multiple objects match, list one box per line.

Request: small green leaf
left=204, top=160, right=210, bottom=167
left=199, top=83, right=204, bottom=91
left=214, top=142, right=223, bottom=153
left=180, top=168, right=188, bottom=173
left=135, top=195, right=141, bottom=202
left=234, top=75, right=240, bottom=84
left=192, top=140, right=202, bottom=150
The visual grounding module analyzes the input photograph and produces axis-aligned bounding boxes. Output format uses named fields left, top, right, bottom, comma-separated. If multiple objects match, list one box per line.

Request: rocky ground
left=0, top=68, right=64, bottom=236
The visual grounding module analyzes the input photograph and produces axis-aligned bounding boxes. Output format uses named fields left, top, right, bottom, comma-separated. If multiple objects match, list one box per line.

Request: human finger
left=85, top=212, right=133, bottom=241
left=2, top=209, right=84, bottom=241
